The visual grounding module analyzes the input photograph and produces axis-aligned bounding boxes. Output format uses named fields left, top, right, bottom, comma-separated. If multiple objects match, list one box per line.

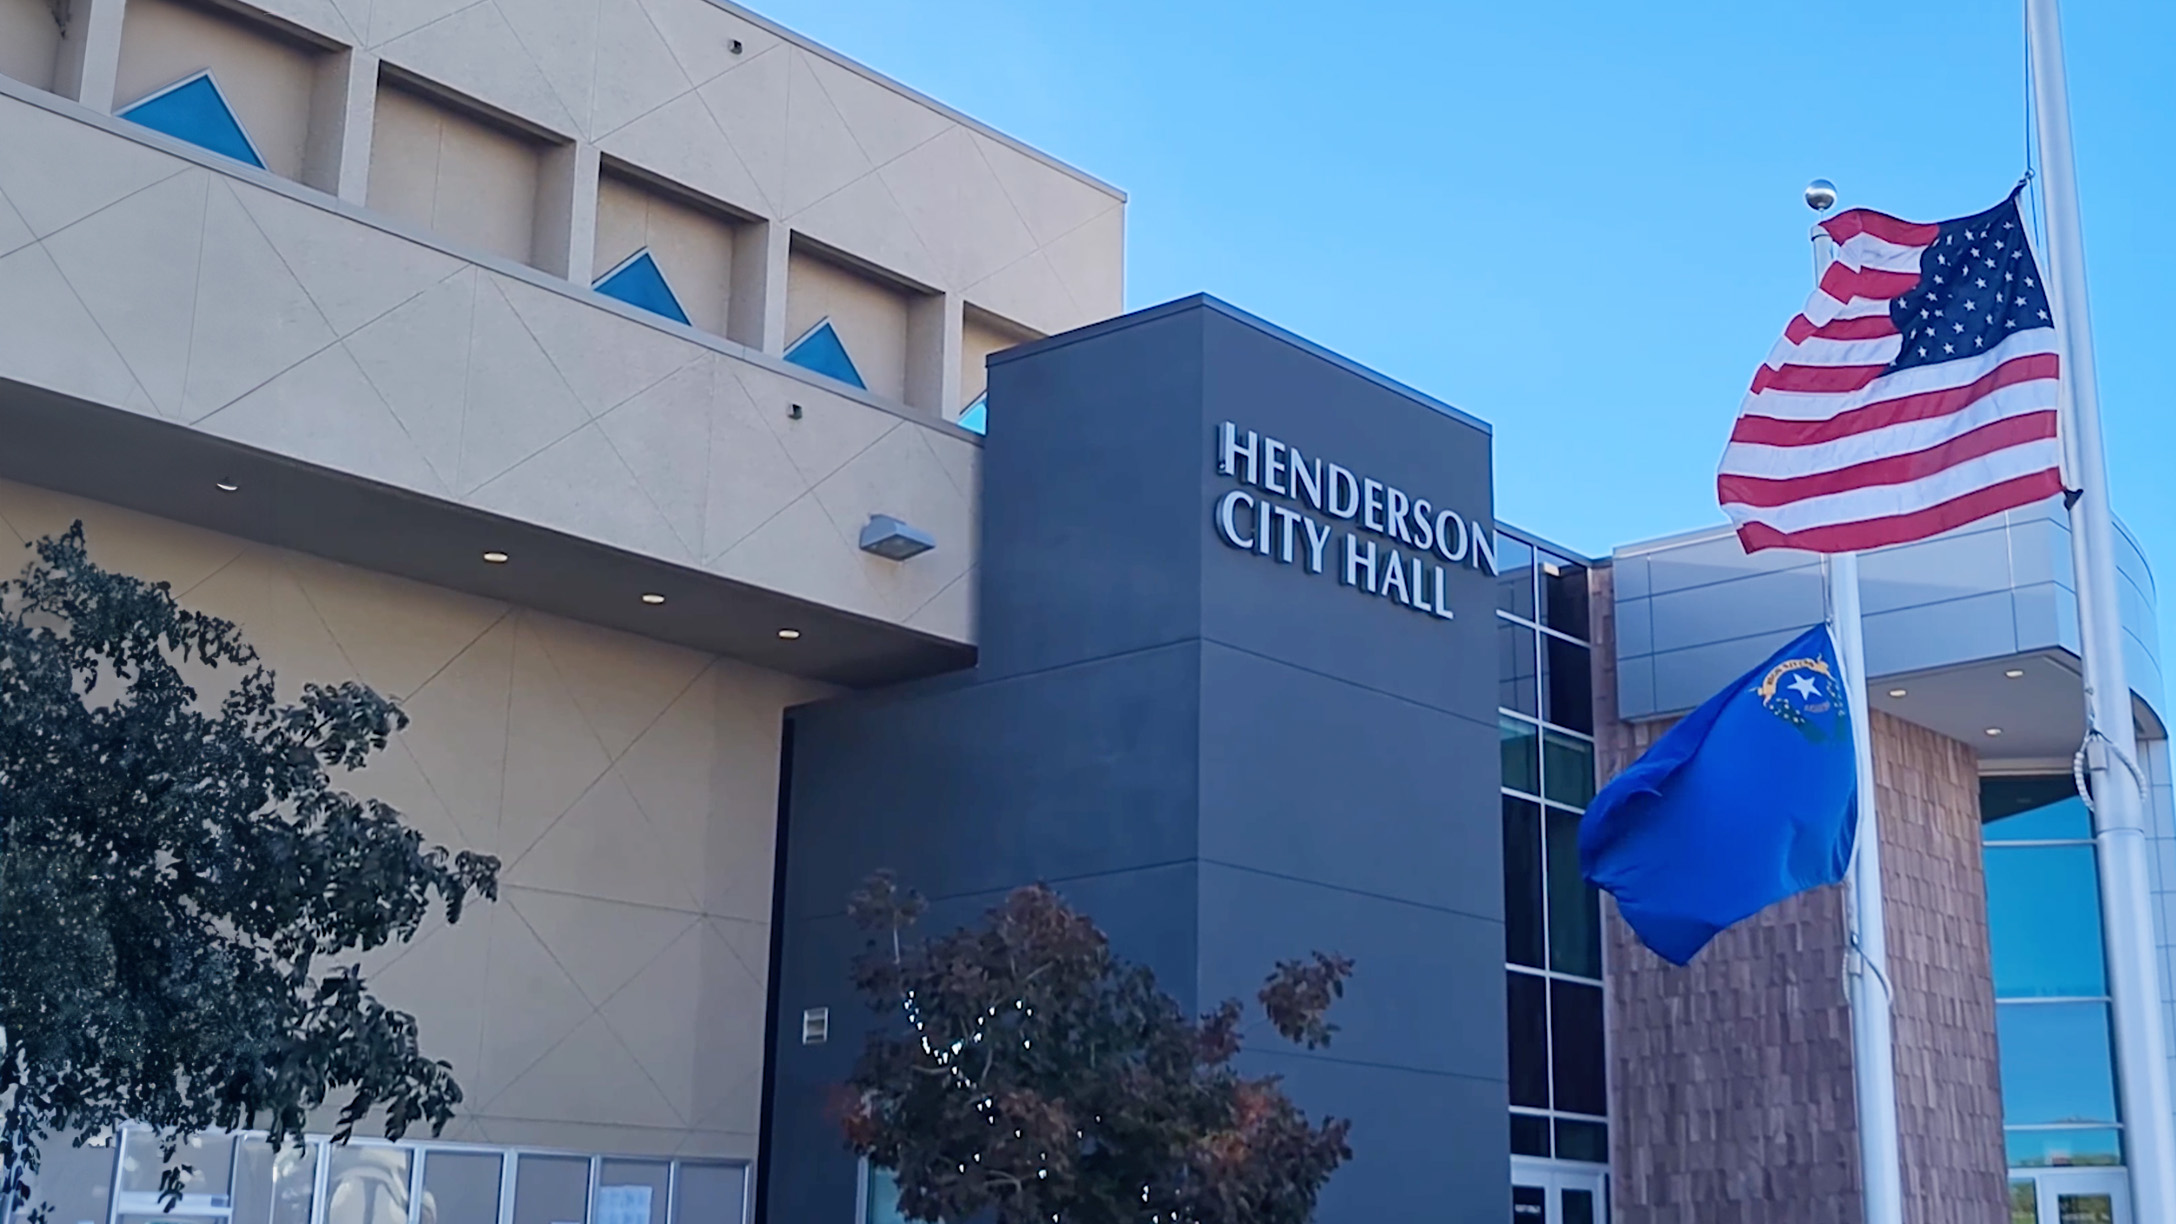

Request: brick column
left=1593, top=566, right=2007, bottom=1224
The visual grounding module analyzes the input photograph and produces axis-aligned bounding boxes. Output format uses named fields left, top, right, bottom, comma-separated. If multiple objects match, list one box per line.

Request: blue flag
left=1579, top=624, right=1859, bottom=966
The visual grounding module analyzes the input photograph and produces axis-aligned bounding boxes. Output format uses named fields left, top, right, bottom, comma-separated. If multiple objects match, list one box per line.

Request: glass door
left=1510, top=1160, right=1607, bottom=1224
left=2011, top=1169, right=2129, bottom=1224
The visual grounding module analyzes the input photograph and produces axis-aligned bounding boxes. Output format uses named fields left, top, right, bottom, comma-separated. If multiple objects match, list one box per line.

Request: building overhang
left=0, top=377, right=975, bottom=688
left=1870, top=648, right=2165, bottom=766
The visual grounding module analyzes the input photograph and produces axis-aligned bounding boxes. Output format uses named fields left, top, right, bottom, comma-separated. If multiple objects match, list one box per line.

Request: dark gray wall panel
left=1240, top=1048, right=1511, bottom=1224
left=779, top=641, right=1205, bottom=921
left=977, top=305, right=1207, bottom=679
left=1196, top=640, right=1501, bottom=914
left=1195, top=862, right=1508, bottom=1084
left=762, top=297, right=1504, bottom=1224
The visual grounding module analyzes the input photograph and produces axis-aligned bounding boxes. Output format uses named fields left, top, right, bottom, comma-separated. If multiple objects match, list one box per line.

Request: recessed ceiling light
left=2004, top=668, right=2026, bottom=678
left=777, top=628, right=802, bottom=640
left=482, top=550, right=510, bottom=564
left=215, top=480, right=239, bottom=492
left=1887, top=688, right=1908, bottom=698
left=640, top=592, right=666, bottom=605
left=1984, top=727, right=2003, bottom=737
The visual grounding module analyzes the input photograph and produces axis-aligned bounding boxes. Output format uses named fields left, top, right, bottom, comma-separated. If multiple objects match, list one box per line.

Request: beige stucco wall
left=785, top=247, right=909, bottom=403
left=0, top=474, right=830, bottom=1159
left=19, top=0, right=1125, bottom=340
left=116, top=0, right=324, bottom=181
left=959, top=307, right=1034, bottom=414
left=0, top=0, right=59, bottom=93
left=595, top=170, right=737, bottom=336
left=369, top=81, right=545, bottom=268
left=0, top=88, right=982, bottom=644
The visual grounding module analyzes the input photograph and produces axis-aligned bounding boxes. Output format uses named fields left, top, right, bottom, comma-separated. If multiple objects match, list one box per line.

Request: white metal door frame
left=2014, top=1166, right=2130, bottom=1224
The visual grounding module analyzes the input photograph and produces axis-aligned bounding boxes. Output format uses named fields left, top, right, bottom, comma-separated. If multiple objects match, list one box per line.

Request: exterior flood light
left=859, top=514, right=935, bottom=561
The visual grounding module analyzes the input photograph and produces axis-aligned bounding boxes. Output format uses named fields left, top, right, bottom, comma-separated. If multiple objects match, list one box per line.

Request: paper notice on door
left=597, top=1185, right=652, bottom=1224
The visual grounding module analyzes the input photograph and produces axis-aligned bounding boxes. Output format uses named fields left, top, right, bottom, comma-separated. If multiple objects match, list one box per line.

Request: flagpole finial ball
left=1805, top=179, right=1838, bottom=211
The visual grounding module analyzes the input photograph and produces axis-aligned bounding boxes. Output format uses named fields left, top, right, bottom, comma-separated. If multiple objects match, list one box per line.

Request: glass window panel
left=418, top=1151, right=498, bottom=1224
left=1561, top=1188, right=1597, bottom=1224
left=1983, top=776, right=2093, bottom=842
left=670, top=1164, right=746, bottom=1224
left=324, top=1145, right=411, bottom=1224
left=1499, top=619, right=1539, bottom=716
left=121, top=1131, right=234, bottom=1197
left=1986, top=845, right=2107, bottom=998
left=1541, top=636, right=1593, bottom=734
left=1508, top=1114, right=1551, bottom=1158
left=234, top=1139, right=317, bottom=1224
left=1506, top=971, right=1550, bottom=1109
left=861, top=1164, right=907, bottom=1224
left=1539, top=554, right=1589, bottom=640
left=1997, top=1002, right=2120, bottom=1126
left=1550, top=979, right=1608, bottom=1117
left=596, top=1161, right=669, bottom=1224
left=1555, top=1119, right=1609, bottom=1164
left=2010, top=1181, right=2038, bottom=1224
left=1501, top=717, right=1540, bottom=796
left=2055, top=1193, right=2115, bottom=1224
left=1504, top=797, right=1545, bottom=968
left=1511, top=1185, right=1545, bottom=1222
left=1546, top=807, right=1603, bottom=979
left=18, top=1133, right=118, bottom=1224
left=512, top=1155, right=587, bottom=1224
left=1543, top=731, right=1596, bottom=809
left=2005, top=1128, right=2124, bottom=1168
left=1496, top=534, right=1536, bottom=619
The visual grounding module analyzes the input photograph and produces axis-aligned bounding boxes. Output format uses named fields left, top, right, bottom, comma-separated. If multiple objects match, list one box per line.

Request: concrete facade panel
left=959, top=305, right=1033, bottom=413
left=1240, top=1048, right=1510, bottom=1224
left=784, top=247, right=909, bottom=402
left=116, top=0, right=324, bottom=181
left=594, top=170, right=738, bottom=335
left=0, top=85, right=1005, bottom=645
left=370, top=82, right=546, bottom=268
left=0, top=475, right=827, bottom=1160
left=1195, top=861, right=1508, bottom=1084
left=1196, top=639, right=1501, bottom=915
left=0, top=0, right=60, bottom=92
left=769, top=299, right=1505, bottom=1223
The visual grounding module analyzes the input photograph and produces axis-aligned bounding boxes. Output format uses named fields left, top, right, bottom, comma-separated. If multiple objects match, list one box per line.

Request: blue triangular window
left=593, top=248, right=691, bottom=325
left=957, top=391, right=987, bottom=435
left=783, top=318, right=866, bottom=390
left=119, top=73, right=264, bottom=169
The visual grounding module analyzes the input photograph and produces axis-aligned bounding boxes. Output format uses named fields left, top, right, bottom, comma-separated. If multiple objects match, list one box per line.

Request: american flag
left=1718, top=193, right=2066, bottom=554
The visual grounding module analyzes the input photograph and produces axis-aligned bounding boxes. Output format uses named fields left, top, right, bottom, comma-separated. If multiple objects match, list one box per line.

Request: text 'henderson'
left=1212, top=422, right=1495, bottom=622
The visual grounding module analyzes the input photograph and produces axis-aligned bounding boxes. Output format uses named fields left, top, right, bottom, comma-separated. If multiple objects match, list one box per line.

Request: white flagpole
left=2025, top=1, right=2176, bottom=1216
left=1809, top=212, right=1906, bottom=1224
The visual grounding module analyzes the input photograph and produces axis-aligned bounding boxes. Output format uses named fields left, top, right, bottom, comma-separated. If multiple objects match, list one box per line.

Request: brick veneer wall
left=1590, top=565, right=2007, bottom=1223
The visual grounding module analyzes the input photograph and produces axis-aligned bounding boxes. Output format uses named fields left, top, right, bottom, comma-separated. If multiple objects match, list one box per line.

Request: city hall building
left=0, top=2, right=2172, bottom=1223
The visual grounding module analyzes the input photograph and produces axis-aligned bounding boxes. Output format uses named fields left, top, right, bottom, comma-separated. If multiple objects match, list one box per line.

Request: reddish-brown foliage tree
left=840, top=873, right=1354, bottom=1224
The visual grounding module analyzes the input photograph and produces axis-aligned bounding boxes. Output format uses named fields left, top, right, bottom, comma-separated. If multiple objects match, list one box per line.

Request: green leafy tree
left=0, top=524, right=499, bottom=1216
left=841, top=873, right=1355, bottom=1224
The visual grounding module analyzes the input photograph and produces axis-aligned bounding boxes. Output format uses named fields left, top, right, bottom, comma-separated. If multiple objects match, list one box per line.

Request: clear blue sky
left=757, top=0, right=2174, bottom=644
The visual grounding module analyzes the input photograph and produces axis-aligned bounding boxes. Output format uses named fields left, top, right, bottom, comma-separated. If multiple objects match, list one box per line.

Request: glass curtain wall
left=1981, top=775, right=2124, bottom=1169
left=1498, top=531, right=1607, bottom=1164
left=18, top=1129, right=746, bottom=1224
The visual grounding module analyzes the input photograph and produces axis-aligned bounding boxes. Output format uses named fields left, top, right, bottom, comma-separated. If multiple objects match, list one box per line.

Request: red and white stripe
left=1718, top=209, right=2065, bottom=554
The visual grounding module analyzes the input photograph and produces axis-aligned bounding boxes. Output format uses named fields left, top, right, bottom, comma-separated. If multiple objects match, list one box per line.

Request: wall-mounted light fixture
left=859, top=514, right=936, bottom=561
